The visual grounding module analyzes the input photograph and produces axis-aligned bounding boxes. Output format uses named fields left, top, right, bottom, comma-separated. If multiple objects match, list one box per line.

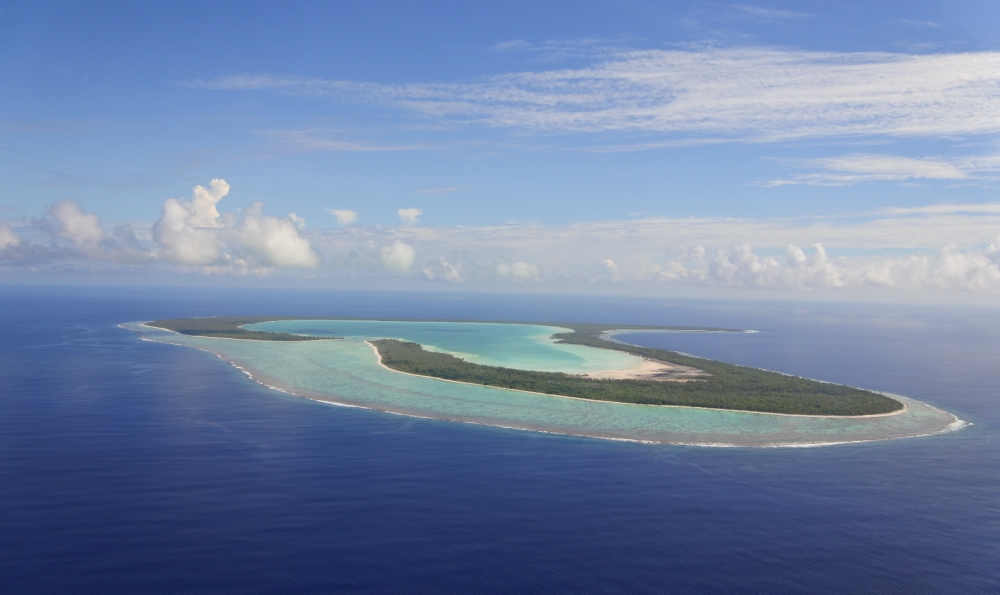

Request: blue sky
left=3, top=1, right=1000, bottom=299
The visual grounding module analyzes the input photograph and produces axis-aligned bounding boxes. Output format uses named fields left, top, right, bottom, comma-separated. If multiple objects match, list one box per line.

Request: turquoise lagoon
left=126, top=321, right=964, bottom=447
left=245, top=320, right=643, bottom=373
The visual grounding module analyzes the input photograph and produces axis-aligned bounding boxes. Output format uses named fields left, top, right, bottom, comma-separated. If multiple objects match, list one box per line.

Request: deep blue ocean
left=2, top=285, right=998, bottom=594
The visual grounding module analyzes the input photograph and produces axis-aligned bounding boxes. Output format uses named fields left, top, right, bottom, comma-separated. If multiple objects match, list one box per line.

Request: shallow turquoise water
left=128, top=322, right=962, bottom=447
left=247, top=319, right=643, bottom=373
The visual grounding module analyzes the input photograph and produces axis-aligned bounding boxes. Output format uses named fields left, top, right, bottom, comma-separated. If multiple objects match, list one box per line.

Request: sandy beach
left=580, top=358, right=708, bottom=381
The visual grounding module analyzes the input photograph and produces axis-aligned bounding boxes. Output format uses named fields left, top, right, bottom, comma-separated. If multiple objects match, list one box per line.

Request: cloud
left=187, top=179, right=229, bottom=227
left=602, top=258, right=622, bottom=281
left=150, top=180, right=233, bottom=265
left=0, top=223, right=19, bottom=250
left=47, top=200, right=106, bottom=247
left=398, top=208, right=422, bottom=225
left=39, top=200, right=149, bottom=263
left=495, top=260, right=541, bottom=281
left=260, top=129, right=422, bottom=153
left=421, top=256, right=463, bottom=282
left=379, top=240, right=416, bottom=273
left=640, top=242, right=1000, bottom=292
left=894, top=19, right=942, bottom=29
left=878, top=203, right=1000, bottom=216
left=196, top=48, right=1000, bottom=142
left=153, top=179, right=319, bottom=269
left=766, top=153, right=1000, bottom=186
left=415, top=187, right=460, bottom=194
left=326, top=209, right=358, bottom=225
left=153, top=197, right=224, bottom=265
left=301, top=198, right=1000, bottom=293
left=0, top=222, right=68, bottom=264
left=728, top=4, right=809, bottom=20
left=9, top=183, right=1000, bottom=295
left=226, top=203, right=321, bottom=268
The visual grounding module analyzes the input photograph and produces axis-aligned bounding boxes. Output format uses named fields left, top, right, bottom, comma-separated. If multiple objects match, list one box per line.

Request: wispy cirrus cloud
left=307, top=205, right=1000, bottom=292
left=893, top=19, right=942, bottom=29
left=878, top=203, right=1000, bottom=215
left=728, top=4, right=810, bottom=20
left=189, top=47, right=1000, bottom=142
left=764, top=153, right=1000, bottom=186
left=259, top=129, right=423, bottom=153
left=415, top=186, right=460, bottom=194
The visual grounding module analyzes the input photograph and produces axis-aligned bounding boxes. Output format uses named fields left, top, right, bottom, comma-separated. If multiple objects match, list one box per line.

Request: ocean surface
left=2, top=286, right=999, bottom=593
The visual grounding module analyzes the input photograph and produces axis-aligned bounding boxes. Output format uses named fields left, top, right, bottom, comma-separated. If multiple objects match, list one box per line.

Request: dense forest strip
left=370, top=339, right=901, bottom=416
left=144, top=316, right=903, bottom=415
left=146, top=316, right=326, bottom=341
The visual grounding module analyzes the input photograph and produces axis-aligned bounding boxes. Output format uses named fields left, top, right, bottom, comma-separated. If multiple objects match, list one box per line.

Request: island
left=125, top=317, right=965, bottom=447
left=147, top=316, right=901, bottom=416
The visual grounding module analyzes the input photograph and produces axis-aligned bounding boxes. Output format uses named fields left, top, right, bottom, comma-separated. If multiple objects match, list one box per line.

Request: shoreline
left=124, top=322, right=966, bottom=447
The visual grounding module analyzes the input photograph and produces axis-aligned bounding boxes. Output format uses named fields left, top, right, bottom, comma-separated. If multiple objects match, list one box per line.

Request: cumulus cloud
left=301, top=200, right=1000, bottom=293
left=10, top=182, right=1000, bottom=296
left=326, top=209, right=358, bottom=225
left=187, top=179, right=229, bottom=227
left=0, top=222, right=20, bottom=250
left=421, top=256, right=463, bottom=282
left=495, top=260, right=541, bottom=281
left=398, top=208, right=422, bottom=225
left=379, top=240, right=416, bottom=273
left=38, top=200, right=149, bottom=263
left=639, top=242, right=1000, bottom=291
left=194, top=48, right=1000, bottom=142
left=602, top=258, right=622, bottom=281
left=153, top=197, right=223, bottom=265
left=47, top=200, right=106, bottom=248
left=0, top=221, right=66, bottom=264
left=227, top=203, right=321, bottom=268
left=153, top=180, right=319, bottom=269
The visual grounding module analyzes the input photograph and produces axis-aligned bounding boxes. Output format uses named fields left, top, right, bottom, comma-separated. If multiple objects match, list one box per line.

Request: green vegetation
left=145, top=316, right=903, bottom=416
left=146, top=316, right=327, bottom=341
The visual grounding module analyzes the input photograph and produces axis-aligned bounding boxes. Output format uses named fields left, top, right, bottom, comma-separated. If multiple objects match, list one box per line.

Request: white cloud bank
left=7, top=188, right=1000, bottom=297
left=302, top=205, right=1000, bottom=294
left=1, top=180, right=320, bottom=272
left=642, top=242, right=1000, bottom=291
left=41, top=199, right=149, bottom=263
left=193, top=48, right=1000, bottom=142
